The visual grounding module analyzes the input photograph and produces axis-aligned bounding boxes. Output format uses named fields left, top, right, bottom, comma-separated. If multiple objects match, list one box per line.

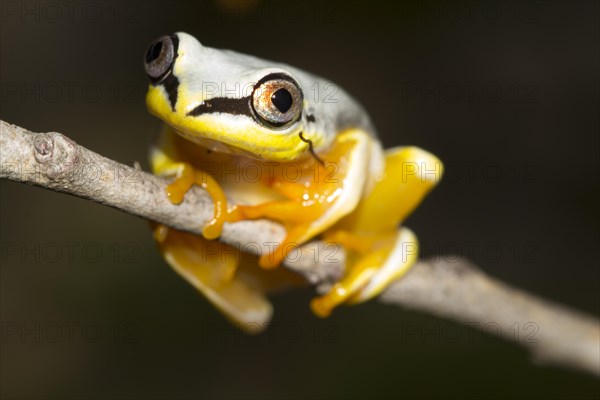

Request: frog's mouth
left=168, top=114, right=311, bottom=162
left=172, top=128, right=264, bottom=160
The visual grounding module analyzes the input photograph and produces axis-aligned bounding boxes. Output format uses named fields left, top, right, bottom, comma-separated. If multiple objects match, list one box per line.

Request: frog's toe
left=162, top=162, right=232, bottom=240
left=347, top=227, right=419, bottom=304
left=310, top=227, right=419, bottom=317
left=310, top=241, right=391, bottom=317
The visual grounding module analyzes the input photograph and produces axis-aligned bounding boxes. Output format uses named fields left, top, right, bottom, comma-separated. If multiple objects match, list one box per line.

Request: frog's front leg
left=228, top=129, right=370, bottom=269
left=150, top=131, right=235, bottom=240
left=311, top=146, right=443, bottom=317
left=165, top=162, right=232, bottom=239
left=229, top=201, right=325, bottom=268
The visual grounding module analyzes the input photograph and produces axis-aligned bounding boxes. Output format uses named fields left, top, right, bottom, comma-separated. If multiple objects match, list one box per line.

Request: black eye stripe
left=162, top=72, right=180, bottom=112
left=187, top=96, right=253, bottom=118
left=186, top=73, right=302, bottom=124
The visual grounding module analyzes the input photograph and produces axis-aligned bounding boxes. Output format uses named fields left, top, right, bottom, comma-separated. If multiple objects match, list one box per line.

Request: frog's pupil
left=146, top=41, right=163, bottom=63
left=271, top=88, right=293, bottom=113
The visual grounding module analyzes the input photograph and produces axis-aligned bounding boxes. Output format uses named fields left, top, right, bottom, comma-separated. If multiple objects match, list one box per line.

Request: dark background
left=1, top=1, right=598, bottom=399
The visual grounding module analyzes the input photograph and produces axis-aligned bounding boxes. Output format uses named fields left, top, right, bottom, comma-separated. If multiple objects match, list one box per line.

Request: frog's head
left=144, top=32, right=316, bottom=161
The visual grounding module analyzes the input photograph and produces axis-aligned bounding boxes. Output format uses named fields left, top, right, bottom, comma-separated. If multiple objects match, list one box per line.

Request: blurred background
left=1, top=1, right=598, bottom=398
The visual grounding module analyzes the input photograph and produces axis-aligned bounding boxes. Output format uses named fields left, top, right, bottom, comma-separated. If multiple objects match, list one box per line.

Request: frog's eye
left=144, top=35, right=177, bottom=83
left=251, top=74, right=303, bottom=128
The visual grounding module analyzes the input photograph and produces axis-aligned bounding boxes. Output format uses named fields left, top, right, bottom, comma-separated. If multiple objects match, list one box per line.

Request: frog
left=144, top=32, right=443, bottom=330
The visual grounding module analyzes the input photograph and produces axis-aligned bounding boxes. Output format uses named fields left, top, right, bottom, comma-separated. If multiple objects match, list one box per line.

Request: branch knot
left=33, top=132, right=79, bottom=179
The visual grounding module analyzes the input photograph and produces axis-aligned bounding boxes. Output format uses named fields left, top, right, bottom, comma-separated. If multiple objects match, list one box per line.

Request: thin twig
left=1, top=119, right=598, bottom=376
left=381, top=259, right=599, bottom=376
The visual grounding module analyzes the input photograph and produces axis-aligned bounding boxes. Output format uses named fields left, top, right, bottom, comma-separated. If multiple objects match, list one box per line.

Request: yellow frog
left=144, top=32, right=443, bottom=329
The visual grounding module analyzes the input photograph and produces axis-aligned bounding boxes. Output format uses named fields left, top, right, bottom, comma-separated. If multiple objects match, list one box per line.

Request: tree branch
left=1, top=119, right=598, bottom=376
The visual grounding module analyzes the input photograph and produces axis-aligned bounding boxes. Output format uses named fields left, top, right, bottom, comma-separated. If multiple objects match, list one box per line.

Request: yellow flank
left=144, top=32, right=444, bottom=328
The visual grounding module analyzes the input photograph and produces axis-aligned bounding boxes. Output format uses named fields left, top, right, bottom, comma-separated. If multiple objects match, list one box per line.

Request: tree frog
left=144, top=32, right=443, bottom=329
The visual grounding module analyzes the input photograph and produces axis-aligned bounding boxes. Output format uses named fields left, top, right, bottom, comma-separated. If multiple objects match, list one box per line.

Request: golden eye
left=144, top=35, right=177, bottom=83
left=251, top=74, right=303, bottom=128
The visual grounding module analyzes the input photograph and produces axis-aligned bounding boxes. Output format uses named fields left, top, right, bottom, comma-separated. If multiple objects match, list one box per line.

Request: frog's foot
left=309, top=146, right=442, bottom=316
left=155, top=227, right=273, bottom=331
left=229, top=201, right=324, bottom=269
left=165, top=162, right=232, bottom=240
left=310, top=227, right=418, bottom=317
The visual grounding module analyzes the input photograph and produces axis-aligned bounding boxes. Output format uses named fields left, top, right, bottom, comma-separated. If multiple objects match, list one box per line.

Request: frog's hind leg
left=337, top=146, right=444, bottom=234
left=153, top=225, right=273, bottom=331
left=311, top=146, right=443, bottom=317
